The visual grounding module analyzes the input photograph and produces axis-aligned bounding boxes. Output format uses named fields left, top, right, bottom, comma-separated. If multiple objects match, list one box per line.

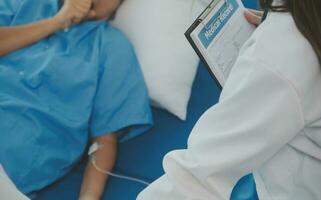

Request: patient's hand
left=79, top=194, right=99, bottom=200
left=244, top=9, right=263, bottom=26
left=54, top=0, right=96, bottom=29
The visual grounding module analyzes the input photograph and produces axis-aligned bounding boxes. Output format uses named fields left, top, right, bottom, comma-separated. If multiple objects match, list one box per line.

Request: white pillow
left=0, top=166, right=29, bottom=200
left=112, top=0, right=203, bottom=120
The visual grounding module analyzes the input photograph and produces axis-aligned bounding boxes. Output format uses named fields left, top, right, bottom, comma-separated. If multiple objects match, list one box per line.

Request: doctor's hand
left=54, top=0, right=96, bottom=30
left=244, top=9, right=263, bottom=26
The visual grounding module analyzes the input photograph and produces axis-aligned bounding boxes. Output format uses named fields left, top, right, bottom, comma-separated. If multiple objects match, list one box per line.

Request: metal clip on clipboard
left=200, top=0, right=230, bottom=29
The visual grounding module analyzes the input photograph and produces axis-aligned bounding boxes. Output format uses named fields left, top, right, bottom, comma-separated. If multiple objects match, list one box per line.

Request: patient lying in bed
left=0, top=0, right=152, bottom=199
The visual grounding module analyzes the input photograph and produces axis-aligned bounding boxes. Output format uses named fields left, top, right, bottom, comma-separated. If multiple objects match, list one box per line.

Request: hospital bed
left=34, top=1, right=259, bottom=199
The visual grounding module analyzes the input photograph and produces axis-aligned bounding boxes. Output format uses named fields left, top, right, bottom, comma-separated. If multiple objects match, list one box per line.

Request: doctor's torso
left=137, top=11, right=321, bottom=200
left=235, top=12, right=321, bottom=200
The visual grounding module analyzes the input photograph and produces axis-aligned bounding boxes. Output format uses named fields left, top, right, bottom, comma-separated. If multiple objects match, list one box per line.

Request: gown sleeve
left=90, top=29, right=153, bottom=141
left=137, top=56, right=305, bottom=200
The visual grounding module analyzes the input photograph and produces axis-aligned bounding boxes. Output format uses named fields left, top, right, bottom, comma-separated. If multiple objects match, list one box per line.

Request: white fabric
left=0, top=165, right=29, bottom=200
left=137, top=12, right=321, bottom=200
left=112, top=0, right=205, bottom=120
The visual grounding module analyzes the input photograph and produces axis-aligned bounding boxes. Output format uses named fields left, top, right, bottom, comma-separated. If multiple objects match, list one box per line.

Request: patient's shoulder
left=96, top=23, right=139, bottom=70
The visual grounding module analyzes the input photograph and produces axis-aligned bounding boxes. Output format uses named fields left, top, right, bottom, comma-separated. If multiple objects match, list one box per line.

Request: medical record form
left=186, top=0, right=255, bottom=88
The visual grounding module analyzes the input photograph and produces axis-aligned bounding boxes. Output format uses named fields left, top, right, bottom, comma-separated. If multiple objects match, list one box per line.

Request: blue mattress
left=34, top=1, right=260, bottom=199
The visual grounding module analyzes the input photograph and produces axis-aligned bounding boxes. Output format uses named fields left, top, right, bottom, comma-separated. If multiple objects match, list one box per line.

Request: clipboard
left=185, top=0, right=255, bottom=89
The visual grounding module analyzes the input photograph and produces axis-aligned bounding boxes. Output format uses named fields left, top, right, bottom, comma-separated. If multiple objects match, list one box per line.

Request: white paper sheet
left=189, top=0, right=255, bottom=86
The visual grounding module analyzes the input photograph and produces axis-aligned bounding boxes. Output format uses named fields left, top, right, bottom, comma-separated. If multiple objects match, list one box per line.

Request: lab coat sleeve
left=137, top=56, right=305, bottom=200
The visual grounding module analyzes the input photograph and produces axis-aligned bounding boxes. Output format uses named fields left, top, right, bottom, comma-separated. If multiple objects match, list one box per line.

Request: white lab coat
left=137, top=12, right=321, bottom=200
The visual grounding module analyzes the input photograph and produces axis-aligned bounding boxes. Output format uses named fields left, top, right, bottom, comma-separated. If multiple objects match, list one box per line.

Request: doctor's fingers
left=244, top=9, right=263, bottom=26
left=248, top=9, right=264, bottom=17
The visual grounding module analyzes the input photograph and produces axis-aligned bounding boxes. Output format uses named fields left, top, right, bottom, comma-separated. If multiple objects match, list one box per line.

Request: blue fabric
left=0, top=0, right=152, bottom=194
left=0, top=0, right=21, bottom=25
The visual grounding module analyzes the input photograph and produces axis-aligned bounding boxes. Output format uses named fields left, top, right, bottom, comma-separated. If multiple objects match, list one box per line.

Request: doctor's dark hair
left=259, top=0, right=321, bottom=64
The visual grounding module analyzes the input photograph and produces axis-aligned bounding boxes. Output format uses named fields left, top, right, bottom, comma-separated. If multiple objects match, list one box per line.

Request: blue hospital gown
left=0, top=0, right=153, bottom=193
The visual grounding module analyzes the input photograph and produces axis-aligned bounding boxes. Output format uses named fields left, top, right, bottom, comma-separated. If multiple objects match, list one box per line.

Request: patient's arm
left=79, top=133, right=118, bottom=200
left=0, top=19, right=63, bottom=56
left=0, top=0, right=95, bottom=56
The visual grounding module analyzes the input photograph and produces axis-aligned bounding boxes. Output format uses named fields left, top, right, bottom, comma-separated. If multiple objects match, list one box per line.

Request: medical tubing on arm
left=88, top=142, right=150, bottom=186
